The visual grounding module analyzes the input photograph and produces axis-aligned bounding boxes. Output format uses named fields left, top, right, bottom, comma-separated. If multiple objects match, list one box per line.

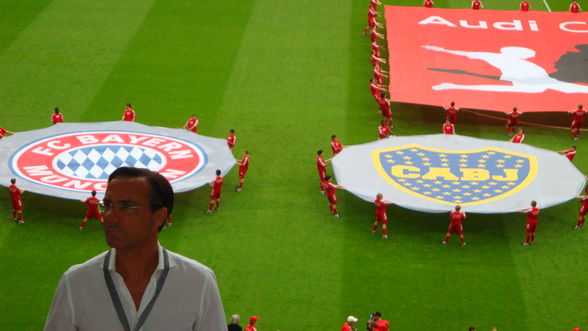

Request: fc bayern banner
left=332, top=135, right=584, bottom=213
left=385, top=6, right=588, bottom=112
left=0, top=122, right=236, bottom=200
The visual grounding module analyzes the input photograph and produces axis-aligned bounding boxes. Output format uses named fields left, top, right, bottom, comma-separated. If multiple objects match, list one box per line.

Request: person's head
left=531, top=200, right=537, bottom=207
left=54, top=107, right=60, bottom=114
left=230, top=314, right=240, bottom=324
left=216, top=169, right=221, bottom=176
left=518, top=128, right=524, bottom=133
left=377, top=193, right=383, bottom=200
left=103, top=167, right=174, bottom=250
left=380, top=92, right=386, bottom=98
left=91, top=190, right=97, bottom=197
left=373, top=312, right=382, bottom=321
left=317, top=150, right=323, bottom=156
left=325, top=175, right=331, bottom=182
left=445, top=120, right=451, bottom=125
left=229, top=129, right=235, bottom=134
left=126, top=103, right=132, bottom=108
left=513, top=106, right=518, bottom=112
left=571, top=145, right=577, bottom=150
left=191, top=114, right=196, bottom=118
left=381, top=120, right=385, bottom=126
left=450, top=101, right=455, bottom=107
left=579, top=104, right=583, bottom=109
left=455, top=205, right=461, bottom=211
left=468, top=328, right=476, bottom=331
left=347, top=316, right=358, bottom=326
left=331, top=134, right=337, bottom=141
left=243, top=150, right=249, bottom=155
left=249, top=316, right=259, bottom=326
left=369, top=78, right=374, bottom=83
left=10, top=178, right=16, bottom=184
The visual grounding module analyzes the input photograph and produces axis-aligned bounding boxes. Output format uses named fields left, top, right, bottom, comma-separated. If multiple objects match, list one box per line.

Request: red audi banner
left=384, top=6, right=588, bottom=112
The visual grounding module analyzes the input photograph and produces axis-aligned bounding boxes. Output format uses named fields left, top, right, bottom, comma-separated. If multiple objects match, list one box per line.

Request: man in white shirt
left=44, top=167, right=227, bottom=331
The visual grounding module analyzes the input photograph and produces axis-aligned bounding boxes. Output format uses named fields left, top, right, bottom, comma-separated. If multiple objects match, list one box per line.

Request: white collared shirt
left=44, top=244, right=227, bottom=331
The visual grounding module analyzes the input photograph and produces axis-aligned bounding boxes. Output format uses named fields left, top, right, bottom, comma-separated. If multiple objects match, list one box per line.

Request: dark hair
left=531, top=200, right=537, bottom=207
left=450, top=101, right=455, bottom=106
left=54, top=107, right=60, bottom=113
left=108, top=167, right=174, bottom=231
left=325, top=175, right=331, bottom=181
left=126, top=103, right=132, bottom=107
left=317, top=150, right=323, bottom=155
left=230, top=129, right=235, bottom=133
left=216, top=169, right=221, bottom=176
left=331, top=135, right=337, bottom=139
left=191, top=114, right=196, bottom=117
left=244, top=150, right=249, bottom=154
left=91, top=190, right=97, bottom=197
left=10, top=178, right=16, bottom=184
left=513, top=106, right=517, bottom=111
left=374, top=312, right=382, bottom=317
left=455, top=205, right=461, bottom=211
left=468, top=328, right=476, bottom=331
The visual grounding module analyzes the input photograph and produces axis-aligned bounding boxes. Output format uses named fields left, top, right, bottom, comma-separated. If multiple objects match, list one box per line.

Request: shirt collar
left=100, top=242, right=176, bottom=270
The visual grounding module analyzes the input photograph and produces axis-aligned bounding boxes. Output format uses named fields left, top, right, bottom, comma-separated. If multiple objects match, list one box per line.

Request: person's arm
left=194, top=269, right=228, bottom=331
left=44, top=274, right=77, bottom=331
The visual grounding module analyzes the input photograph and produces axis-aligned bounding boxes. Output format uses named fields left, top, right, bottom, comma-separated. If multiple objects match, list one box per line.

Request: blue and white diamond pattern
left=54, top=145, right=166, bottom=180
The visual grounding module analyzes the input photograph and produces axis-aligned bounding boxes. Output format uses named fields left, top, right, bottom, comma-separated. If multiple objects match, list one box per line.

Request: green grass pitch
left=0, top=0, right=586, bottom=330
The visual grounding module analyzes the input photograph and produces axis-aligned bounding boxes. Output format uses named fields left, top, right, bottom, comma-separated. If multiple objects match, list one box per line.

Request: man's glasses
left=102, top=200, right=156, bottom=215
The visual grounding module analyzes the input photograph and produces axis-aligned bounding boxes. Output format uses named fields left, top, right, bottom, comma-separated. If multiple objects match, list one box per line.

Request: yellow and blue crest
left=372, top=144, right=538, bottom=206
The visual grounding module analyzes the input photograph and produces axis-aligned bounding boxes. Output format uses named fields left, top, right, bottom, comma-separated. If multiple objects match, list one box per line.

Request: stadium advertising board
left=384, top=6, right=588, bottom=112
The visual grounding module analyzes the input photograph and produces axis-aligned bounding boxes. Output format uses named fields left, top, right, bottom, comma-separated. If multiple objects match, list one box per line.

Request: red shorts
left=85, top=209, right=102, bottom=219
left=580, top=204, right=588, bottom=216
left=239, top=169, right=248, bottom=179
left=328, top=195, right=337, bottom=205
left=211, top=191, right=221, bottom=200
left=526, top=222, right=537, bottom=233
left=376, top=214, right=388, bottom=224
left=571, top=120, right=583, bottom=129
left=447, top=223, right=463, bottom=235
left=447, top=114, right=457, bottom=122
left=190, top=128, right=198, bottom=133
left=318, top=169, right=326, bottom=181
left=507, top=120, right=517, bottom=127
left=11, top=199, right=22, bottom=211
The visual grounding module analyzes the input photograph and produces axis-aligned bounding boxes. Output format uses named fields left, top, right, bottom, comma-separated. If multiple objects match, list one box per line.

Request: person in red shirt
left=570, top=0, right=582, bottom=12
left=121, top=103, right=135, bottom=122
left=442, top=120, right=455, bottom=135
left=378, top=93, right=393, bottom=127
left=371, top=50, right=386, bottom=67
left=369, top=312, right=389, bottom=331
left=373, top=63, right=388, bottom=85
left=364, top=6, right=384, bottom=34
left=423, top=0, right=435, bottom=7
left=570, top=104, right=585, bottom=140
left=227, top=129, right=236, bottom=150
left=370, top=0, right=382, bottom=11
left=79, top=190, right=104, bottom=231
left=317, top=150, right=332, bottom=194
left=0, top=127, right=15, bottom=139
left=370, top=26, right=385, bottom=41
left=8, top=178, right=24, bottom=224
left=51, top=107, right=64, bottom=125
left=378, top=120, right=394, bottom=139
left=373, top=193, right=393, bottom=239
left=331, top=135, right=346, bottom=155
left=235, top=150, right=250, bottom=192
left=506, top=106, right=521, bottom=135
left=471, top=0, right=483, bottom=9
left=510, top=128, right=525, bottom=143
left=442, top=205, right=467, bottom=246
left=370, top=79, right=387, bottom=103
left=325, top=175, right=344, bottom=218
left=341, top=316, right=358, bottom=331
left=206, top=169, right=223, bottom=214
left=182, top=114, right=199, bottom=133
left=575, top=194, right=588, bottom=229
left=521, top=200, right=540, bottom=246
left=444, top=101, right=459, bottom=123
left=558, top=145, right=577, bottom=162
left=245, top=316, right=259, bottom=331
left=520, top=0, right=531, bottom=10
left=371, top=39, right=381, bottom=58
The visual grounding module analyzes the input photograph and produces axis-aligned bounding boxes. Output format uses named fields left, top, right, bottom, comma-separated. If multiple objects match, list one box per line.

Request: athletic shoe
left=13, top=218, right=19, bottom=223
left=461, top=242, right=467, bottom=247
left=573, top=137, right=579, bottom=141
left=382, top=235, right=389, bottom=239
left=334, top=214, right=340, bottom=218
left=18, top=220, right=25, bottom=224
left=205, top=210, right=212, bottom=214
left=574, top=225, right=582, bottom=230
left=371, top=231, right=376, bottom=235
left=79, top=227, right=84, bottom=231
left=166, top=223, right=172, bottom=228
left=442, top=241, right=447, bottom=245
left=236, top=187, right=242, bottom=192
left=521, top=242, right=529, bottom=246
left=215, top=208, right=220, bottom=211
left=320, top=191, right=325, bottom=195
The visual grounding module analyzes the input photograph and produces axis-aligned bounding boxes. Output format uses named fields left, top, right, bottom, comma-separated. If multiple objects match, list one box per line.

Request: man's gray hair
left=230, top=314, right=240, bottom=323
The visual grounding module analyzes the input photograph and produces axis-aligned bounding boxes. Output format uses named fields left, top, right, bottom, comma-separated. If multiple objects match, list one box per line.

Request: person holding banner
left=443, top=120, right=455, bottom=135
left=373, top=193, right=393, bottom=239
left=442, top=205, right=466, bottom=246
left=471, top=0, right=483, bottom=9
left=506, top=107, right=521, bottom=135
left=324, top=175, right=344, bottom=218
left=574, top=194, right=588, bottom=229
left=182, top=114, right=199, bottom=133
left=227, top=129, right=237, bottom=150
left=369, top=26, right=385, bottom=42
left=378, top=93, right=393, bottom=127
left=378, top=120, right=394, bottom=139
left=373, top=63, right=387, bottom=85
left=510, top=128, right=525, bottom=143
left=317, top=150, right=332, bottom=194
left=521, top=201, right=540, bottom=246
left=569, top=0, right=582, bottom=12
left=370, top=0, right=382, bottom=11
left=370, top=79, right=387, bottom=103
left=423, top=0, right=435, bottom=7
left=0, top=126, right=15, bottom=139
left=8, top=178, right=25, bottom=224
left=520, top=0, right=531, bottom=10
left=570, top=104, right=585, bottom=140
left=51, top=107, right=64, bottom=125
left=331, top=135, right=347, bottom=155
left=121, top=103, right=135, bottom=122
left=557, top=145, right=577, bottom=162
left=235, top=150, right=250, bottom=192
left=444, top=101, right=459, bottom=123
left=79, top=190, right=104, bottom=231
left=206, top=169, right=224, bottom=214
left=364, top=6, right=383, bottom=34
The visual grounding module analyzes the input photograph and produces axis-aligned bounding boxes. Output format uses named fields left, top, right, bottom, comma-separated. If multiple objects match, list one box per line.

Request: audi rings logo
left=9, top=131, right=207, bottom=193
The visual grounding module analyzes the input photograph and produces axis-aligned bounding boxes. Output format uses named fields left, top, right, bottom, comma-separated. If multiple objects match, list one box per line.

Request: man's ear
left=153, top=207, right=168, bottom=230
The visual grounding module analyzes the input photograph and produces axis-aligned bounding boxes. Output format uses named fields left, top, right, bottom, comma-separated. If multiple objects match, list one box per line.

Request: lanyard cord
left=103, top=248, right=170, bottom=331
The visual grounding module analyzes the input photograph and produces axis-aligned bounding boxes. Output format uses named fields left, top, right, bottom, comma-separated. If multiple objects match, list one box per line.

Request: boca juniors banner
left=385, top=6, right=588, bottom=112
left=332, top=135, right=584, bottom=213
left=0, top=122, right=236, bottom=200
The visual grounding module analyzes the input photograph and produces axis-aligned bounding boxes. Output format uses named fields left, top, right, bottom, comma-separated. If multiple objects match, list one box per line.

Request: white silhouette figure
left=423, top=45, right=588, bottom=94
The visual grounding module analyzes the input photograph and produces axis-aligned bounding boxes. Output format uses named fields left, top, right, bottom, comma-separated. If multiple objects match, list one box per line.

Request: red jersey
left=378, top=125, right=393, bottom=139
left=571, top=108, right=585, bottom=125
left=445, top=106, right=459, bottom=117
left=0, top=127, right=6, bottom=138
left=326, top=181, right=338, bottom=198
left=341, top=323, right=353, bottom=331
left=317, top=156, right=327, bottom=172
left=370, top=27, right=379, bottom=40
left=564, top=148, right=577, bottom=161
left=331, top=140, right=343, bottom=155
left=52, top=113, right=63, bottom=124
left=123, top=109, right=135, bottom=121
left=443, top=123, right=455, bottom=134
left=379, top=98, right=391, bottom=116
left=507, top=111, right=521, bottom=124
left=471, top=0, right=482, bottom=9
left=512, top=133, right=525, bottom=143
left=227, top=134, right=236, bottom=149
left=450, top=210, right=466, bottom=225
left=84, top=197, right=100, bottom=212
left=371, top=53, right=382, bottom=66
left=211, top=176, right=223, bottom=193
left=375, top=198, right=391, bottom=215
left=423, top=0, right=434, bottom=7
left=239, top=155, right=250, bottom=171
left=524, top=207, right=540, bottom=224
left=370, top=0, right=378, bottom=11
left=370, top=82, right=381, bottom=99
left=371, top=40, right=380, bottom=57
left=520, top=1, right=530, bottom=10
left=185, top=118, right=198, bottom=133
left=570, top=2, right=581, bottom=12
left=245, top=326, right=256, bottom=331
left=8, top=184, right=22, bottom=200
left=373, top=320, right=389, bottom=331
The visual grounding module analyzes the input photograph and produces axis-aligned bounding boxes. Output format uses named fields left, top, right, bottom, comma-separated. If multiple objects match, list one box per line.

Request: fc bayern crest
left=372, top=145, right=537, bottom=206
left=331, top=134, right=584, bottom=213
left=0, top=122, right=236, bottom=200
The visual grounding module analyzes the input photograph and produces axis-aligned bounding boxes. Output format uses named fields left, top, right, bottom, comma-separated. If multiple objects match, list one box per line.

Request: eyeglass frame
left=102, top=199, right=164, bottom=215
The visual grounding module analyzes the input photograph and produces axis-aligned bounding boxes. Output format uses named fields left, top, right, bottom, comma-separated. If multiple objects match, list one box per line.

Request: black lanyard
left=103, top=248, right=170, bottom=331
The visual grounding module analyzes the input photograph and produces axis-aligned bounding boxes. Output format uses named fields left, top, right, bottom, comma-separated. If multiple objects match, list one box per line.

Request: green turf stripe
left=0, top=0, right=52, bottom=54
left=0, top=0, right=157, bottom=129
